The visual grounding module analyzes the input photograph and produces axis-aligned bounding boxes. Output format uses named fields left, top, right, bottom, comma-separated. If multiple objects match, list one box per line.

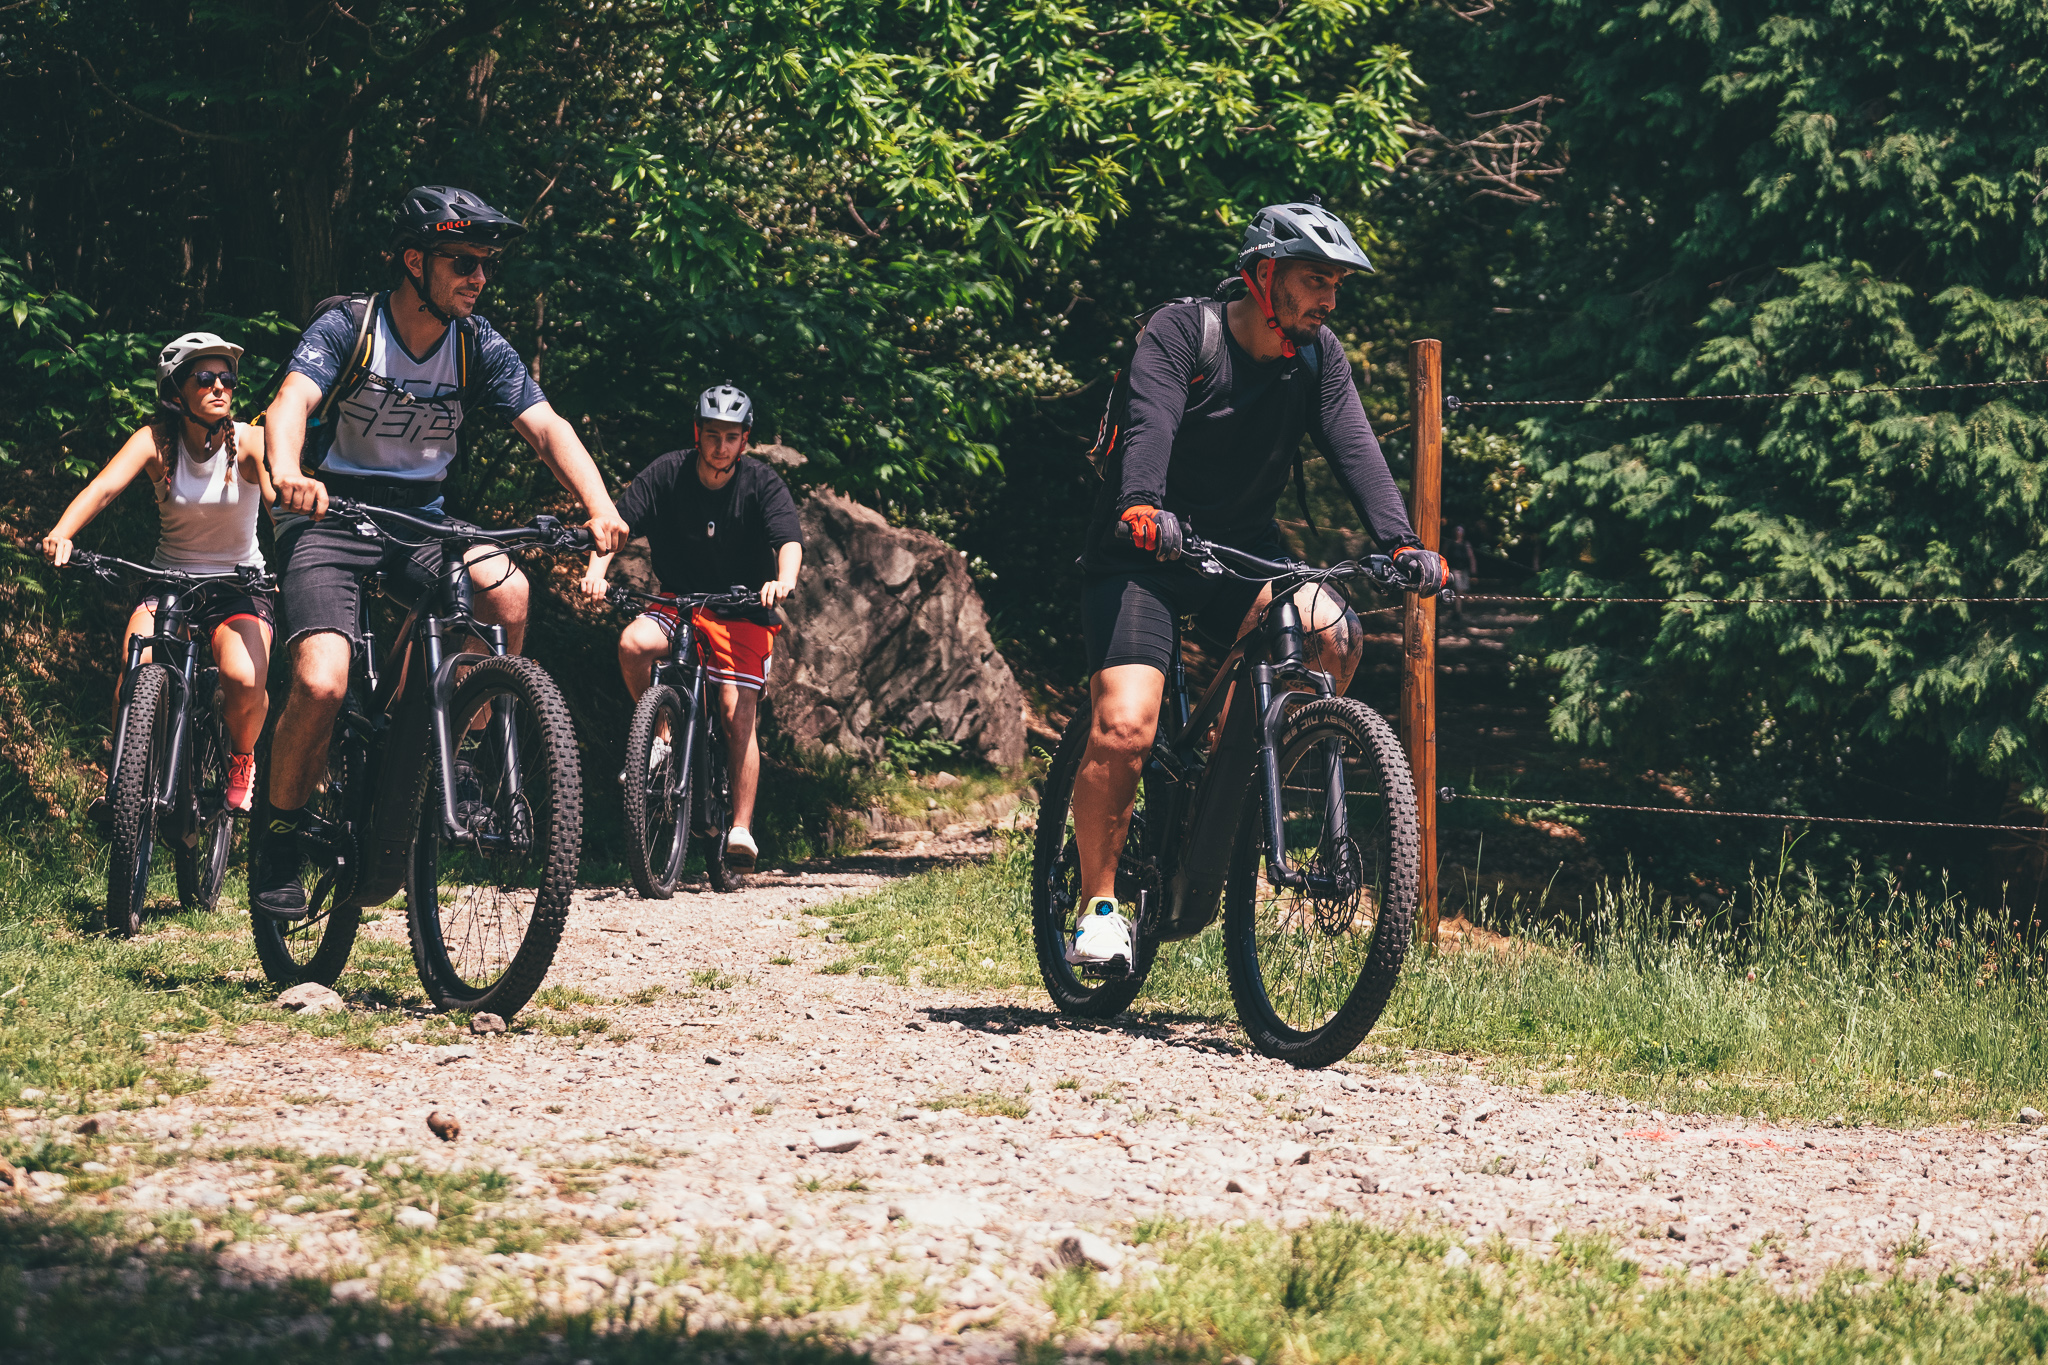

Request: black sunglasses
left=190, top=369, right=239, bottom=391
left=431, top=250, right=502, bottom=281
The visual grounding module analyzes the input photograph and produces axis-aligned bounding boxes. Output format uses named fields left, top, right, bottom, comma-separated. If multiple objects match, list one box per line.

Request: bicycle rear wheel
left=174, top=671, right=235, bottom=912
left=106, top=665, right=171, bottom=937
left=406, top=655, right=581, bottom=1015
left=251, top=714, right=363, bottom=987
left=623, top=684, right=691, bottom=899
left=699, top=712, right=742, bottom=893
left=1029, top=696, right=1158, bottom=1017
left=1223, top=697, right=1417, bottom=1067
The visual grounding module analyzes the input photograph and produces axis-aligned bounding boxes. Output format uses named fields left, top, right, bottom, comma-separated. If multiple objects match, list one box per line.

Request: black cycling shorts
left=1081, top=557, right=1271, bottom=675
left=134, top=588, right=274, bottom=639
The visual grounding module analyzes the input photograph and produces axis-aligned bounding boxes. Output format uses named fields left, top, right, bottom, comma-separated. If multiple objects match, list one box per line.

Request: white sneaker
left=1066, top=897, right=1134, bottom=965
left=726, top=826, right=759, bottom=870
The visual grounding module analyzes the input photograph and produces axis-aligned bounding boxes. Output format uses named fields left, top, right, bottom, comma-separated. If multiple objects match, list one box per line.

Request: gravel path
left=18, top=861, right=2048, bottom=1353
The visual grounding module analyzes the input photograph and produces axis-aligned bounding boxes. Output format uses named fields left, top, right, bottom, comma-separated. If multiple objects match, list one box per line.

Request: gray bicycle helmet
left=1236, top=198, right=1374, bottom=274
left=698, top=383, right=754, bottom=429
left=156, top=331, right=242, bottom=412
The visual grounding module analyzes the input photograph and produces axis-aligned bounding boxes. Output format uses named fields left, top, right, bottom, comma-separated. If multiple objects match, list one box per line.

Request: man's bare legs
left=714, top=683, right=763, bottom=830
left=616, top=616, right=671, bottom=724
left=1069, top=582, right=1363, bottom=904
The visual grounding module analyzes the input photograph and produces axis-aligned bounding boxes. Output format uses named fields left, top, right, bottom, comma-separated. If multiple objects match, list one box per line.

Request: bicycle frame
left=648, top=604, right=734, bottom=834
left=1141, top=590, right=1354, bottom=942
left=340, top=544, right=521, bottom=913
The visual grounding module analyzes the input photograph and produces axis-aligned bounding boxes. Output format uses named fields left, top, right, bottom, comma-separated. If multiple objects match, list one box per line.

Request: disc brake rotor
left=1307, top=835, right=1367, bottom=937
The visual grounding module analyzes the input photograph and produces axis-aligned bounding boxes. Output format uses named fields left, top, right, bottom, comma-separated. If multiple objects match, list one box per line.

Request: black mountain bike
left=70, top=552, right=273, bottom=936
left=1032, top=530, right=1422, bottom=1067
left=606, top=584, right=757, bottom=898
left=253, top=498, right=592, bottom=1016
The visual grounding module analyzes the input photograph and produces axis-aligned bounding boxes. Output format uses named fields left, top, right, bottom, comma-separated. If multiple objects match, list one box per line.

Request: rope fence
left=1389, top=352, right=2048, bottom=922
left=1437, top=789, right=2048, bottom=836
left=1446, top=375, right=2048, bottom=412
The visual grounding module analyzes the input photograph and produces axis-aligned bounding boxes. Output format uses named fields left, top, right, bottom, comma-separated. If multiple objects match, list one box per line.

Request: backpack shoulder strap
left=1193, top=299, right=1226, bottom=389
left=310, top=292, right=380, bottom=428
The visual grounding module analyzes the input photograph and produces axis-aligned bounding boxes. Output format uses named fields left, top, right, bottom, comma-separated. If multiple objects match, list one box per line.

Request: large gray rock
left=766, top=491, right=1025, bottom=768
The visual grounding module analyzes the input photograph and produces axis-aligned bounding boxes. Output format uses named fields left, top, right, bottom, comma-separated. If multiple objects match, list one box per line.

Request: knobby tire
left=623, top=684, right=691, bottom=900
left=1223, top=697, right=1417, bottom=1067
left=405, top=655, right=581, bottom=1016
left=106, top=665, right=171, bottom=936
left=250, top=710, right=363, bottom=987
left=173, top=671, right=235, bottom=912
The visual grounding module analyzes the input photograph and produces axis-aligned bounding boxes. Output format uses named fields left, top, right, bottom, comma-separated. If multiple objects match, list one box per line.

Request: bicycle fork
left=1253, top=601, right=1354, bottom=897
left=424, top=617, right=518, bottom=846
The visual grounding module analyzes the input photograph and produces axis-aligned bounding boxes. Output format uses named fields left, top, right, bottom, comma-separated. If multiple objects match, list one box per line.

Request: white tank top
left=152, top=423, right=265, bottom=572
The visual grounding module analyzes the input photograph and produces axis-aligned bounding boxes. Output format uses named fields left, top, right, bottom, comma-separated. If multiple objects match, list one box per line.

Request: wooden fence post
left=1403, top=339, right=1442, bottom=945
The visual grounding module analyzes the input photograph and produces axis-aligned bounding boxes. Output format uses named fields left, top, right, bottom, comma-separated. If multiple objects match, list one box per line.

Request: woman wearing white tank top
left=44, top=332, right=275, bottom=812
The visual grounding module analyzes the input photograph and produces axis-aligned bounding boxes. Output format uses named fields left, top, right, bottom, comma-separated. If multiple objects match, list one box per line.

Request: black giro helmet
left=392, top=185, right=526, bottom=249
left=1236, top=198, right=1374, bottom=274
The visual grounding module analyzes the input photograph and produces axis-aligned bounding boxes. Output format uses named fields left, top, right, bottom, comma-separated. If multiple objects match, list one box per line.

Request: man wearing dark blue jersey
left=252, top=185, right=629, bottom=919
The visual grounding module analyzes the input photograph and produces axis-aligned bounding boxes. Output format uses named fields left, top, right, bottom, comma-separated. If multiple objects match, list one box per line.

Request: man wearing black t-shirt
left=581, top=384, right=803, bottom=869
left=1063, top=201, right=1447, bottom=969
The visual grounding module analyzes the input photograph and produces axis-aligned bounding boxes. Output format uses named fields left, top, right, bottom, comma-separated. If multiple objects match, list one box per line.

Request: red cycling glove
left=1392, top=545, right=1449, bottom=597
left=1119, top=505, right=1184, bottom=561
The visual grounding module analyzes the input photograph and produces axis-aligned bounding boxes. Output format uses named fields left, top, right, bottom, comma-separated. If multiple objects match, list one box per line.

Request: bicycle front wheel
left=406, top=655, right=582, bottom=1015
left=1029, top=696, right=1158, bottom=1018
left=1223, top=697, right=1418, bottom=1067
left=174, top=673, right=235, bottom=912
left=622, top=684, right=691, bottom=899
left=106, top=665, right=172, bottom=936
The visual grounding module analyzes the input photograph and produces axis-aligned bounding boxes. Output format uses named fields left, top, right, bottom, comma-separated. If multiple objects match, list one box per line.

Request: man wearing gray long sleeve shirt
left=1060, top=200, right=1448, bottom=969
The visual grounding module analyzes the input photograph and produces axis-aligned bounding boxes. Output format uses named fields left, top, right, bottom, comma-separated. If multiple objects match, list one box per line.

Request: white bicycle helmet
left=156, top=331, right=243, bottom=412
left=698, top=383, right=754, bottom=429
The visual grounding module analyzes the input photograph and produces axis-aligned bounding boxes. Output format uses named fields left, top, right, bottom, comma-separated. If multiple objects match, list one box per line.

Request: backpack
left=255, top=291, right=478, bottom=474
left=1086, top=282, right=1325, bottom=531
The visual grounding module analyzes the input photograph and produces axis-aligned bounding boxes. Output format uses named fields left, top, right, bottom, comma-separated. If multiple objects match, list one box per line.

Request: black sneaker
left=251, top=809, right=310, bottom=921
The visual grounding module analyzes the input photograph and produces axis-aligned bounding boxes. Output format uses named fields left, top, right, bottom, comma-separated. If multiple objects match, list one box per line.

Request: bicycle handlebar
left=1112, top=519, right=1402, bottom=592
left=325, top=497, right=596, bottom=555
left=604, top=583, right=761, bottom=614
left=67, top=549, right=277, bottom=594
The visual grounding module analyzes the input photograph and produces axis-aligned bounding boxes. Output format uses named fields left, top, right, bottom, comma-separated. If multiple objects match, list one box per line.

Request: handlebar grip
left=1113, top=519, right=1133, bottom=544
left=562, top=526, right=596, bottom=553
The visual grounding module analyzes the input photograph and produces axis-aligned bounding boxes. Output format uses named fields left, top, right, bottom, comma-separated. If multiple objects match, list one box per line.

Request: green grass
left=817, top=842, right=2048, bottom=1125
left=0, top=833, right=418, bottom=1116
left=922, top=1090, right=1030, bottom=1118
left=1046, top=1218, right=2048, bottom=1365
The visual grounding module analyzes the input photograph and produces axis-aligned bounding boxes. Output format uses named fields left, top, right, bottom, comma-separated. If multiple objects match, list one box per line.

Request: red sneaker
left=226, top=753, right=256, bottom=813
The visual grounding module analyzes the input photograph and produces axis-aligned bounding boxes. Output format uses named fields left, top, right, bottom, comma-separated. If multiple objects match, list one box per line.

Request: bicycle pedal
left=1079, top=955, right=1131, bottom=981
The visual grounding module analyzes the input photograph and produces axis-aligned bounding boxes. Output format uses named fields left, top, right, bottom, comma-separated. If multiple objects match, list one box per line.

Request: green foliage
left=1438, top=0, right=2048, bottom=883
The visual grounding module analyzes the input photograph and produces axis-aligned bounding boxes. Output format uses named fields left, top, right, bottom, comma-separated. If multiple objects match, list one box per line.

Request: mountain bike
left=253, top=497, right=592, bottom=1016
left=605, top=584, right=760, bottom=898
left=1032, top=529, right=1421, bottom=1067
left=69, top=552, right=274, bottom=935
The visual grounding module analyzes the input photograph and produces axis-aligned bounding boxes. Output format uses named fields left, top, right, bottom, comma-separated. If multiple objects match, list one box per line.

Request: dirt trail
left=17, top=861, right=2048, bottom=1356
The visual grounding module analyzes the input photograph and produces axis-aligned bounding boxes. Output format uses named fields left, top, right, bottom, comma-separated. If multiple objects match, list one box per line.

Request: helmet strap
left=402, top=249, right=456, bottom=327
left=176, top=401, right=233, bottom=454
left=1240, top=264, right=1297, bottom=359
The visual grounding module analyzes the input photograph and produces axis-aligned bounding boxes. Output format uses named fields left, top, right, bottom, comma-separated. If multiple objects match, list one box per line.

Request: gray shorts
left=272, top=506, right=451, bottom=647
